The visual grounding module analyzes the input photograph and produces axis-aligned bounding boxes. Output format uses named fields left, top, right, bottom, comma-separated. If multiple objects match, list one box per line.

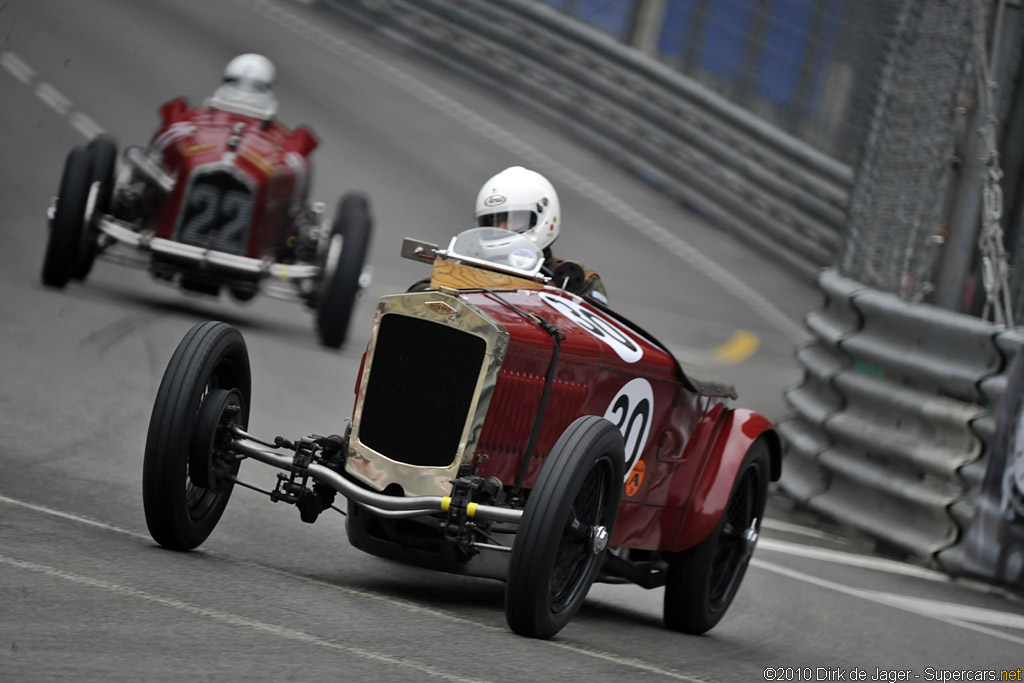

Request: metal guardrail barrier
left=322, top=0, right=852, bottom=280
left=780, top=268, right=1023, bottom=568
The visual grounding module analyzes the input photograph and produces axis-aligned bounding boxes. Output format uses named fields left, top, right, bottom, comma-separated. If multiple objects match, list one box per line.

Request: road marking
left=712, top=329, right=760, bottom=364
left=0, top=493, right=703, bottom=681
left=35, top=82, right=72, bottom=115
left=0, top=51, right=104, bottom=139
left=757, top=538, right=949, bottom=581
left=0, top=553, right=489, bottom=683
left=760, top=518, right=842, bottom=540
left=752, top=559, right=1024, bottom=646
left=69, top=111, right=104, bottom=140
left=0, top=50, right=34, bottom=83
left=234, top=0, right=811, bottom=345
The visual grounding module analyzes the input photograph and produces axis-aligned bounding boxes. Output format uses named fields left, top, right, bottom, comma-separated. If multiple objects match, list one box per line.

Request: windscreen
left=449, top=227, right=543, bottom=276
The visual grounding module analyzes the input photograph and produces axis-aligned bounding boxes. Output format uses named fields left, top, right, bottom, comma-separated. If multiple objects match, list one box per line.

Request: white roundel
left=539, top=292, right=642, bottom=363
left=603, top=378, right=654, bottom=480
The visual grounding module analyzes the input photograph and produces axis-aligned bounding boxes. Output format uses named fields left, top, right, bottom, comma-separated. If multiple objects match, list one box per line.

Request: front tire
left=42, top=146, right=92, bottom=288
left=316, top=193, right=372, bottom=348
left=663, top=438, right=769, bottom=634
left=505, top=416, right=625, bottom=639
left=74, top=135, right=118, bottom=280
left=143, top=321, right=252, bottom=551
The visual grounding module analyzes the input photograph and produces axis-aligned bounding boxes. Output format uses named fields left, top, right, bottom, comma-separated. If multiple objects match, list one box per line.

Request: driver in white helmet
left=474, top=166, right=608, bottom=303
left=208, top=53, right=278, bottom=120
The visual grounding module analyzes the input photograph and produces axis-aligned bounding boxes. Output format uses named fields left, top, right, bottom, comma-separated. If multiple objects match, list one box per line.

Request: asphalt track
left=1, top=1, right=1022, bottom=681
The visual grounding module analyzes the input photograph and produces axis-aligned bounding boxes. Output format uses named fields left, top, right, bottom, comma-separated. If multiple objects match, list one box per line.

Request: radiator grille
left=358, top=314, right=487, bottom=467
left=178, top=170, right=253, bottom=255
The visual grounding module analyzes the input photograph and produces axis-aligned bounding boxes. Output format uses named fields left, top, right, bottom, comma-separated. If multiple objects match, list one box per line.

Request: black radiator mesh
left=358, top=314, right=486, bottom=467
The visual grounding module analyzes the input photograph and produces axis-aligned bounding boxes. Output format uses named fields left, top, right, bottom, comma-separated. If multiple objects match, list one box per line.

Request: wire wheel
left=505, top=416, right=624, bottom=639
left=663, top=439, right=768, bottom=634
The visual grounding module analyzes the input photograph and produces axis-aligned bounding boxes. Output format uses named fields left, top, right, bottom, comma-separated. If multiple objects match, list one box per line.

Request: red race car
left=42, top=96, right=371, bottom=348
left=142, top=227, right=781, bottom=639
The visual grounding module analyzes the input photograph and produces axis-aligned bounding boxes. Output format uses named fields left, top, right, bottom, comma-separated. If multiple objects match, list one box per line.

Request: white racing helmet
left=209, top=53, right=278, bottom=119
left=474, top=166, right=560, bottom=251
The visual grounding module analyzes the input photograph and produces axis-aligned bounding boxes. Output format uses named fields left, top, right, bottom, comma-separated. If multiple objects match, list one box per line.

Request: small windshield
left=449, top=227, right=544, bottom=275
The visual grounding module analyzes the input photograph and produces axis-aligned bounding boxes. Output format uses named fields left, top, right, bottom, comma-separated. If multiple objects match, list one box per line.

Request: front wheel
left=73, top=135, right=118, bottom=280
left=143, top=321, right=252, bottom=551
left=663, top=438, right=769, bottom=634
left=41, top=146, right=92, bottom=288
left=505, top=416, right=625, bottom=639
left=316, top=193, right=372, bottom=348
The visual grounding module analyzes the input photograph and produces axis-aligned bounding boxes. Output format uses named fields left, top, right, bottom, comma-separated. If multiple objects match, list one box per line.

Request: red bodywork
left=149, top=97, right=318, bottom=258
left=354, top=288, right=780, bottom=554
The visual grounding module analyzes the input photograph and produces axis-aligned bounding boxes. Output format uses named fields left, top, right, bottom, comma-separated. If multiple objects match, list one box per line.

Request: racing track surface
left=1, top=1, right=1023, bottom=681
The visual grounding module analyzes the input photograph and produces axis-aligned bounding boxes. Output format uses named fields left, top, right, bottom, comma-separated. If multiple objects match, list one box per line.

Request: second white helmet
left=474, top=166, right=560, bottom=251
left=223, top=53, right=276, bottom=93
left=210, top=54, right=278, bottom=119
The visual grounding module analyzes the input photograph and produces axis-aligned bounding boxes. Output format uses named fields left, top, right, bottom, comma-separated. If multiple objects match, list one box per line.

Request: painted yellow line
left=713, top=329, right=760, bottom=364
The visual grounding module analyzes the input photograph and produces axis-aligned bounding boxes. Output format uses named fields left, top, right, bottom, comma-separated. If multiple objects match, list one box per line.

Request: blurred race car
left=142, top=227, right=781, bottom=639
left=41, top=97, right=372, bottom=348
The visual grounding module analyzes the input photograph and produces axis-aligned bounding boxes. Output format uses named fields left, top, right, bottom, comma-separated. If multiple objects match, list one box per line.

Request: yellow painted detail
left=466, top=502, right=478, bottom=518
left=185, top=142, right=216, bottom=157
left=279, top=264, right=289, bottom=281
left=441, top=497, right=451, bottom=512
left=241, top=147, right=272, bottom=174
left=713, top=330, right=760, bottom=365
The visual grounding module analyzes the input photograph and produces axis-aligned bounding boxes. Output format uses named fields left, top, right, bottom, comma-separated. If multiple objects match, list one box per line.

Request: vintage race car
left=142, top=227, right=781, bottom=638
left=41, top=98, right=372, bottom=347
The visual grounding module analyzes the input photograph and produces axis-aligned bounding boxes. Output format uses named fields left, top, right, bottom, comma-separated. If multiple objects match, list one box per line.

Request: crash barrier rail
left=778, top=267, right=1024, bottom=569
left=321, top=0, right=853, bottom=281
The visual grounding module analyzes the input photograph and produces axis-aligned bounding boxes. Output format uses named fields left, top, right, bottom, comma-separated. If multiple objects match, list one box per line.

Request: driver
left=474, top=166, right=608, bottom=303
left=207, top=53, right=278, bottom=120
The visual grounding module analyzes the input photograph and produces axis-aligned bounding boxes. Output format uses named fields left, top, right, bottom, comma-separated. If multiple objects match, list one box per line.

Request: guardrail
left=779, top=268, right=1024, bottom=567
left=322, top=0, right=852, bottom=281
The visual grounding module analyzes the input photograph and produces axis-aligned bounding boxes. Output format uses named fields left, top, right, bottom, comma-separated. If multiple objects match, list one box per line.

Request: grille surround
left=348, top=292, right=508, bottom=497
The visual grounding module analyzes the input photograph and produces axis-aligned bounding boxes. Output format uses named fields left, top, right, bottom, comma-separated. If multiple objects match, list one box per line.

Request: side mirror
left=401, top=238, right=439, bottom=263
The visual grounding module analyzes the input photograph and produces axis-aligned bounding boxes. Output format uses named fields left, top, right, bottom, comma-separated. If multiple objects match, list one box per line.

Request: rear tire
left=42, top=147, right=92, bottom=288
left=663, top=438, right=769, bottom=634
left=143, top=321, right=251, bottom=551
left=316, top=193, right=372, bottom=349
left=74, top=135, right=118, bottom=280
left=505, top=416, right=624, bottom=639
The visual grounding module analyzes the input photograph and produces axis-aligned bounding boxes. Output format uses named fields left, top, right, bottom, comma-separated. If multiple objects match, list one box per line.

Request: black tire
left=143, top=321, right=252, bottom=551
left=316, top=193, right=372, bottom=348
left=73, top=135, right=118, bottom=280
left=41, top=146, right=92, bottom=288
left=663, top=438, right=769, bottom=634
left=505, top=416, right=625, bottom=639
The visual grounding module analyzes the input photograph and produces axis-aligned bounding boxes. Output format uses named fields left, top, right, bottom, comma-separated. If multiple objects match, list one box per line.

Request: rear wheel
left=143, top=321, right=251, bottom=551
left=316, top=193, right=372, bottom=348
left=663, top=438, right=769, bottom=634
left=505, top=416, right=624, bottom=639
left=42, top=146, right=92, bottom=288
left=74, top=135, right=118, bottom=280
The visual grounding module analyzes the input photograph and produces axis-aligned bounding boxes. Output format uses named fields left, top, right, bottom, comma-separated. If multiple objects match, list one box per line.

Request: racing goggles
left=477, top=210, right=538, bottom=233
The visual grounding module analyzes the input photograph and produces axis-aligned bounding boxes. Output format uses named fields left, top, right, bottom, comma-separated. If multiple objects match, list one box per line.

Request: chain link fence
left=839, top=0, right=976, bottom=303
left=543, top=0, right=1024, bottom=321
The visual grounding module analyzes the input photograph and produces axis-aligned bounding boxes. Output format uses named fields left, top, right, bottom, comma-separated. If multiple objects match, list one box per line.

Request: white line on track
left=0, top=494, right=702, bottom=681
left=757, top=538, right=950, bottom=582
left=759, top=517, right=842, bottom=541
left=1, top=50, right=34, bottom=83
left=0, top=553, right=490, bottom=683
left=752, top=559, right=1024, bottom=646
left=35, top=82, right=72, bottom=115
left=0, top=51, right=104, bottom=139
left=234, top=0, right=811, bottom=344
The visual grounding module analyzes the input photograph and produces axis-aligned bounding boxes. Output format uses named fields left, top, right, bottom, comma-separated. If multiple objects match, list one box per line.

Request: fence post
left=630, top=0, right=668, bottom=56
